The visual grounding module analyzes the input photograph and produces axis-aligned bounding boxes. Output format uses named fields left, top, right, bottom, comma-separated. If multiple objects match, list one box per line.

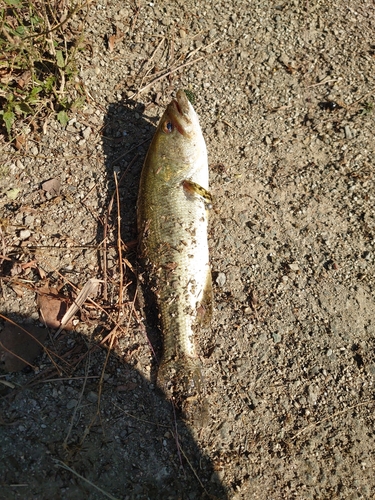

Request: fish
left=137, top=89, right=212, bottom=416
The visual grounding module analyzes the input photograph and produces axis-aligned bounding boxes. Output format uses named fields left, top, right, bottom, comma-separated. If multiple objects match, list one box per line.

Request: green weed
left=360, top=101, right=374, bottom=116
left=0, top=0, right=89, bottom=141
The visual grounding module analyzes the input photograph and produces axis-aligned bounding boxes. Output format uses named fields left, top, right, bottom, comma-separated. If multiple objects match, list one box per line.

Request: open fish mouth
left=165, top=91, right=193, bottom=135
left=174, top=89, right=191, bottom=115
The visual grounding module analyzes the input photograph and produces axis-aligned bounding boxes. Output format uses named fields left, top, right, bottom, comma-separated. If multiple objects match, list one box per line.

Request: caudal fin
left=158, top=357, right=208, bottom=424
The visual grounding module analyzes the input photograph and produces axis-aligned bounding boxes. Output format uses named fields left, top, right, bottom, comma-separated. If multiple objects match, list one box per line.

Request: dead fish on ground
left=137, top=89, right=212, bottom=419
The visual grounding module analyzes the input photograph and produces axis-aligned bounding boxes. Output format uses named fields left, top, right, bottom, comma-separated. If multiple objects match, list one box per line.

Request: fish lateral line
left=182, top=179, right=213, bottom=209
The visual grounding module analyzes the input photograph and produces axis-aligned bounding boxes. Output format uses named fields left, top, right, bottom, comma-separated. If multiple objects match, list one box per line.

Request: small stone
left=326, top=348, right=333, bottom=357
left=344, top=125, right=353, bottom=140
left=289, top=262, right=299, bottom=271
left=66, top=399, right=78, bottom=410
left=87, top=391, right=98, bottom=403
left=309, top=366, right=320, bottom=377
left=24, top=215, right=34, bottom=227
left=19, top=229, right=31, bottom=240
left=83, top=126, right=92, bottom=140
left=216, top=272, right=226, bottom=287
left=307, top=384, right=320, bottom=405
left=272, top=332, right=281, bottom=343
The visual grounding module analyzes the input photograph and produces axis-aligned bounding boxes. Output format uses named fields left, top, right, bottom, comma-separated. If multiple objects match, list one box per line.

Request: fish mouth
left=174, top=89, right=191, bottom=115
left=166, top=91, right=192, bottom=135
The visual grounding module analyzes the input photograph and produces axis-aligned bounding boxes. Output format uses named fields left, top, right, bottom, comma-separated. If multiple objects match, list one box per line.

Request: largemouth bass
left=137, top=90, right=212, bottom=414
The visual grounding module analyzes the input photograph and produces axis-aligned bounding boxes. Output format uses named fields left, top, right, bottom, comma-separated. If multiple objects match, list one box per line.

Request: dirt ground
left=1, top=1, right=375, bottom=498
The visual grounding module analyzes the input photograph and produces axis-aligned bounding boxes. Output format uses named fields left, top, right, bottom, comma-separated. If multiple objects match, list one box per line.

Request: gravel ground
left=1, top=1, right=375, bottom=499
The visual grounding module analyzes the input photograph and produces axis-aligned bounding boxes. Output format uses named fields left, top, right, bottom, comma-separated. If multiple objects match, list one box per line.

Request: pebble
left=307, top=384, right=320, bottom=405
left=272, top=332, right=282, bottom=343
left=66, top=399, right=78, bottom=410
left=216, top=272, right=226, bottom=287
left=87, top=391, right=99, bottom=403
left=24, top=215, right=34, bottom=227
left=83, top=126, right=92, bottom=140
left=19, top=229, right=31, bottom=240
left=344, top=125, right=353, bottom=139
left=289, top=262, right=299, bottom=271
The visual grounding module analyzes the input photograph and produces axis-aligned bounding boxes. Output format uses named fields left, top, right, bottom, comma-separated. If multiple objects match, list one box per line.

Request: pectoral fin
left=182, top=180, right=213, bottom=208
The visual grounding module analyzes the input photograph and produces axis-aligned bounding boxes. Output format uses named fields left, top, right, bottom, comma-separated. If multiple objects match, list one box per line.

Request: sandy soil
left=1, top=1, right=375, bottom=499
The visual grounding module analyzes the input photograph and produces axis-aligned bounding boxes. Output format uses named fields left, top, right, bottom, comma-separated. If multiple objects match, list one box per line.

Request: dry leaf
left=17, top=70, right=31, bottom=89
left=108, top=34, right=116, bottom=52
left=0, top=322, right=48, bottom=373
left=10, top=260, right=37, bottom=276
left=37, top=266, right=47, bottom=279
left=14, top=134, right=26, bottom=150
left=37, top=286, right=74, bottom=330
left=10, top=262, right=23, bottom=276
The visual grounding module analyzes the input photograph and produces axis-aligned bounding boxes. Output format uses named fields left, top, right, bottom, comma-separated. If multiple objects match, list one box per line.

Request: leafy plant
left=360, top=101, right=374, bottom=116
left=0, top=0, right=89, bottom=141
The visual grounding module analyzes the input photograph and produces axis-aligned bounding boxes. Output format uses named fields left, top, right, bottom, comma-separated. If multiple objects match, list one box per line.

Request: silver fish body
left=137, top=90, right=212, bottom=409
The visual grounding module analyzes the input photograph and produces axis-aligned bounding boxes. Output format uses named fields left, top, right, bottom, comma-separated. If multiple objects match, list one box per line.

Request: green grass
left=0, top=0, right=88, bottom=141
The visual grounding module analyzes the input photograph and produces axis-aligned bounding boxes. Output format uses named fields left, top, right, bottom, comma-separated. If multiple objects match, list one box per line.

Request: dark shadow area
left=0, top=97, right=228, bottom=499
left=0, top=312, right=227, bottom=499
left=99, top=96, right=164, bottom=368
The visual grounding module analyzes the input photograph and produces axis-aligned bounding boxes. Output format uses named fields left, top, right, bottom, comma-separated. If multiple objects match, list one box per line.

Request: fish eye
left=163, top=121, right=173, bottom=133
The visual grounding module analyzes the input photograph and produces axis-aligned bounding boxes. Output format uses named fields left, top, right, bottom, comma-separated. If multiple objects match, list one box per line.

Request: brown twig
left=114, top=171, right=124, bottom=312
left=54, top=460, right=120, bottom=500
left=129, top=38, right=224, bottom=98
left=101, top=153, right=138, bottom=298
left=306, top=77, right=339, bottom=88
left=64, top=351, right=91, bottom=448
left=137, top=36, right=166, bottom=91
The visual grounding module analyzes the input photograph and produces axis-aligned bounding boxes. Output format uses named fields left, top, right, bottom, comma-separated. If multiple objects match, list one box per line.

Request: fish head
left=149, top=90, right=207, bottom=182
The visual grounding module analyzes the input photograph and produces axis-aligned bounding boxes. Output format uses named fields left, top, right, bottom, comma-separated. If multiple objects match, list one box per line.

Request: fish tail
left=158, top=357, right=208, bottom=423
left=158, top=356, right=203, bottom=397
